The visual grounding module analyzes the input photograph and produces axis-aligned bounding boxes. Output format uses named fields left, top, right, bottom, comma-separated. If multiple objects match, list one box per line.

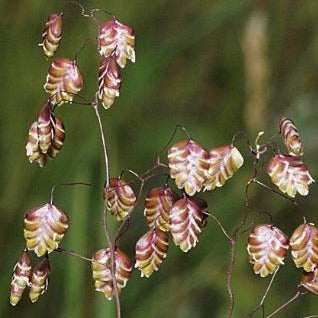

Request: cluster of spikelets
left=247, top=118, right=317, bottom=295
left=247, top=222, right=318, bottom=294
left=267, top=118, right=314, bottom=198
left=92, top=138, right=245, bottom=299
left=10, top=202, right=68, bottom=305
left=25, top=10, right=135, bottom=167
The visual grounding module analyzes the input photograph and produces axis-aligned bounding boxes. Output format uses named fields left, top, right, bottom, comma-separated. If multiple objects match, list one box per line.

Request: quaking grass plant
left=9, top=2, right=318, bottom=318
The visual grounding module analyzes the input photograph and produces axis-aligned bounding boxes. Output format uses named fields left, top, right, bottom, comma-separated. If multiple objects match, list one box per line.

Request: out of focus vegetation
left=1, top=0, right=318, bottom=317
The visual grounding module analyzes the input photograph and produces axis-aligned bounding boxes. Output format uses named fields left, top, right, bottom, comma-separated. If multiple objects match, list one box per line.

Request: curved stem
left=93, top=101, right=121, bottom=318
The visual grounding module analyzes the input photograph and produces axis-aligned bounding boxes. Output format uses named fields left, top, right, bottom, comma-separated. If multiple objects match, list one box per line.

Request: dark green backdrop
left=1, top=0, right=318, bottom=317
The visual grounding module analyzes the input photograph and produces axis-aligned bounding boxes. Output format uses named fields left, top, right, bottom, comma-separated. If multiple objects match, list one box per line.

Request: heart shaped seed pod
left=92, top=248, right=132, bottom=300
left=144, top=186, right=178, bottom=232
left=170, top=196, right=207, bottom=252
left=168, top=140, right=209, bottom=196
left=29, top=258, right=50, bottom=303
left=279, top=117, right=304, bottom=157
left=204, top=145, right=244, bottom=191
left=135, top=228, right=169, bottom=278
left=10, top=251, right=32, bottom=306
left=40, top=12, right=63, bottom=58
left=44, top=58, right=83, bottom=105
left=98, top=56, right=121, bottom=109
left=290, top=223, right=318, bottom=272
left=105, top=177, right=136, bottom=221
left=98, top=18, right=135, bottom=68
left=24, top=204, right=69, bottom=257
left=299, top=270, right=318, bottom=295
left=267, top=155, right=314, bottom=197
left=247, top=224, right=289, bottom=277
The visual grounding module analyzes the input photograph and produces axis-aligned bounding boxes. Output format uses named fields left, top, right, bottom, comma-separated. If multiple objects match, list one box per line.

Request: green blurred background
left=1, top=0, right=318, bottom=317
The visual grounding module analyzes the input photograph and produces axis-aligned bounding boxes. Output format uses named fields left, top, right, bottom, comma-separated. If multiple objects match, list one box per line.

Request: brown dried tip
left=98, top=18, right=135, bottom=68
left=92, top=248, right=132, bottom=300
left=135, top=228, right=169, bottom=278
left=247, top=224, right=289, bottom=277
left=299, top=269, right=318, bottom=295
left=26, top=102, right=65, bottom=167
left=44, top=58, right=83, bottom=105
left=24, top=203, right=69, bottom=257
left=10, top=251, right=32, bottom=306
left=204, top=145, right=244, bottom=191
left=168, top=140, right=210, bottom=196
left=267, top=154, right=314, bottom=197
left=290, top=223, right=318, bottom=272
left=29, top=258, right=50, bottom=303
left=144, top=186, right=178, bottom=232
left=40, top=12, right=63, bottom=58
left=98, top=56, right=121, bottom=109
left=105, top=177, right=136, bottom=221
left=170, top=196, right=207, bottom=252
left=279, top=117, right=304, bottom=157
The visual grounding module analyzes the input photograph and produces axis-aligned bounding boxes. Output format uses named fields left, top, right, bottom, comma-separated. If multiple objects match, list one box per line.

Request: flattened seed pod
left=29, top=258, right=50, bottom=303
left=40, top=13, right=63, bottom=58
left=299, top=270, right=318, bottom=295
left=25, top=103, right=65, bottom=167
left=98, top=18, right=135, bottom=68
left=92, top=248, right=132, bottom=300
left=98, top=56, right=121, bottom=109
left=267, top=155, right=314, bottom=197
left=135, top=228, right=169, bottom=277
left=105, top=178, right=136, bottom=221
left=24, top=204, right=69, bottom=257
left=170, top=196, right=207, bottom=252
left=144, top=186, right=178, bottom=231
left=168, top=140, right=210, bottom=196
left=10, top=251, right=32, bottom=306
left=247, top=224, right=289, bottom=277
left=279, top=117, right=303, bottom=156
left=290, top=223, right=318, bottom=272
left=204, top=145, right=244, bottom=191
left=44, top=58, right=83, bottom=105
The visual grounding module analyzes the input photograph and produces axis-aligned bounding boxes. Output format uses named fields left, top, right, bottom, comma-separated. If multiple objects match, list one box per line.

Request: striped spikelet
left=29, top=258, right=50, bottom=303
left=279, top=117, right=304, bottom=157
left=92, top=248, right=132, bottom=300
left=135, top=228, right=169, bottom=278
left=24, top=204, right=69, bottom=257
left=247, top=224, right=289, bottom=277
left=44, top=58, right=83, bottom=105
left=10, top=251, right=32, bottom=306
left=299, top=270, right=318, bottom=295
left=40, top=13, right=63, bottom=58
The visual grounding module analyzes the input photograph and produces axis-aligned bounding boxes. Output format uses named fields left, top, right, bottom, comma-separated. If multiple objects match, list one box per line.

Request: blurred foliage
left=1, top=0, right=318, bottom=317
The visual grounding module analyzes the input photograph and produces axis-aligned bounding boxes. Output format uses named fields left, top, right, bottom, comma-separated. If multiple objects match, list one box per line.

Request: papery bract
left=290, top=223, right=318, bottom=272
left=247, top=224, right=289, bottom=277
left=92, top=248, right=132, bottom=300
left=170, top=196, right=207, bottom=252
left=98, top=18, right=135, bottom=68
left=40, top=13, right=63, bottom=58
left=29, top=258, right=50, bottom=303
left=135, top=228, right=169, bottom=278
left=168, top=139, right=209, bottom=196
left=10, top=251, right=32, bottom=306
left=279, top=117, right=304, bottom=157
left=299, top=270, right=318, bottom=295
left=24, top=204, right=69, bottom=257
left=144, top=186, right=178, bottom=232
left=267, top=154, right=314, bottom=197
left=44, top=58, right=83, bottom=105
left=105, top=177, right=136, bottom=221
left=204, top=145, right=244, bottom=191
left=98, top=56, right=121, bottom=109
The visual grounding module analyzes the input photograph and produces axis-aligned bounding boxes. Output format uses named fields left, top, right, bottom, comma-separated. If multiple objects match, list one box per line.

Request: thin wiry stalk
left=93, top=100, right=121, bottom=318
